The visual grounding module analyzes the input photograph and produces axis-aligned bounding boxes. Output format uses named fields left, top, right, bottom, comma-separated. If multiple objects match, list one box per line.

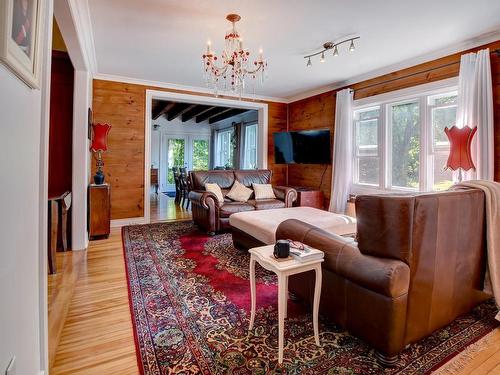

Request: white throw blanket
left=452, top=180, right=500, bottom=321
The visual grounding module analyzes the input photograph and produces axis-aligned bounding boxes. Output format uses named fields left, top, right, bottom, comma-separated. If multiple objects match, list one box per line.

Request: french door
left=160, top=134, right=210, bottom=192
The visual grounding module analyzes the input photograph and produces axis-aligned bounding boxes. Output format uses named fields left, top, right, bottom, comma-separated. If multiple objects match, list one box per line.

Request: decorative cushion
left=252, top=183, right=276, bottom=200
left=205, top=183, right=224, bottom=204
left=226, top=180, right=253, bottom=202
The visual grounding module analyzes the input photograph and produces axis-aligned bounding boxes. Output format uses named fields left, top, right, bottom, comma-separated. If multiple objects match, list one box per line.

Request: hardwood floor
left=150, top=192, right=191, bottom=222
left=48, top=218, right=500, bottom=375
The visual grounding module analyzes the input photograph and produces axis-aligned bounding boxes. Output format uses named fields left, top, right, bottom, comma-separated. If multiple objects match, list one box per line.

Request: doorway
left=146, top=91, right=268, bottom=223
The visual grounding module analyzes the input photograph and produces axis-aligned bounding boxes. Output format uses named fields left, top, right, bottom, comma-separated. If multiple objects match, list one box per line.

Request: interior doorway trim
left=144, top=89, right=269, bottom=224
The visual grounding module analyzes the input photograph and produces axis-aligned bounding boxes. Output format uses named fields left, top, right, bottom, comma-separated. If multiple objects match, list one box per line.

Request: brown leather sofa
left=276, top=188, right=490, bottom=365
left=189, top=170, right=297, bottom=234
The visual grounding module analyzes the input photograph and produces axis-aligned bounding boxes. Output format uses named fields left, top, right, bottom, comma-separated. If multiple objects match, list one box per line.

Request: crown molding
left=287, top=29, right=500, bottom=104
left=93, top=73, right=290, bottom=103
left=68, top=0, right=97, bottom=73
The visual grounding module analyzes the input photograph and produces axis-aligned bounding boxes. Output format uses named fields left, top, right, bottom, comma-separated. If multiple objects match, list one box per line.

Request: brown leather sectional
left=275, top=188, right=490, bottom=365
left=189, top=170, right=297, bottom=234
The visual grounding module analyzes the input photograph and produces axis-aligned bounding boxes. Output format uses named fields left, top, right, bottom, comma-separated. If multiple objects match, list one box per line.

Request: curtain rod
left=354, top=48, right=499, bottom=93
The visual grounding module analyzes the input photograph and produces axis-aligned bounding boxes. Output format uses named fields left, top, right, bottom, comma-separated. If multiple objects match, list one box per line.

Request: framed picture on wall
left=0, top=0, right=43, bottom=88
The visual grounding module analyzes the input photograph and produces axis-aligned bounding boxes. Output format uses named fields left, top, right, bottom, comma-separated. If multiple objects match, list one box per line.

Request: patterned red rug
left=122, top=222, right=498, bottom=374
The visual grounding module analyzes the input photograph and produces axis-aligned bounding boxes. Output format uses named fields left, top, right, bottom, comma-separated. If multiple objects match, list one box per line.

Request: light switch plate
left=5, top=356, right=15, bottom=375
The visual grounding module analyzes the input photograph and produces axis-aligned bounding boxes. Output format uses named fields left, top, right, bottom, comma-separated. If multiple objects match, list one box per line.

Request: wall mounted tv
left=273, top=129, right=331, bottom=164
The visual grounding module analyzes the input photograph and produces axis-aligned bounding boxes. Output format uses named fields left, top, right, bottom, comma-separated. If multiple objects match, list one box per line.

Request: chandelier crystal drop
left=202, top=14, right=267, bottom=99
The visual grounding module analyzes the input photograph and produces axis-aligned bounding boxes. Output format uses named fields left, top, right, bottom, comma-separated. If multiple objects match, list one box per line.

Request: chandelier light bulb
left=307, top=57, right=312, bottom=67
left=349, top=40, right=355, bottom=52
left=333, top=45, right=339, bottom=57
left=320, top=52, right=325, bottom=63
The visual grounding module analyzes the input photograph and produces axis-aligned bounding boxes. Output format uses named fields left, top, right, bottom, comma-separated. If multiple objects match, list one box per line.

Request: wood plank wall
left=92, top=80, right=287, bottom=220
left=288, top=40, right=500, bottom=206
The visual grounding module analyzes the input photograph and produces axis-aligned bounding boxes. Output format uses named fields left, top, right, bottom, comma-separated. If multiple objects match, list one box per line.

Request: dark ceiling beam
left=181, top=105, right=214, bottom=122
left=209, top=108, right=249, bottom=124
left=166, top=103, right=197, bottom=121
left=152, top=101, right=175, bottom=120
left=195, top=106, right=232, bottom=123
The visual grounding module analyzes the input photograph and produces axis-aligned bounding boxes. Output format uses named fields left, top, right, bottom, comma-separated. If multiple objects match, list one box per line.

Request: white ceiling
left=87, top=0, right=500, bottom=100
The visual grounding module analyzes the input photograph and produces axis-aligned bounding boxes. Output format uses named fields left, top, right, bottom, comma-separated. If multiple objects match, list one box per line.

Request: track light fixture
left=304, top=36, right=359, bottom=66
left=333, top=45, right=339, bottom=57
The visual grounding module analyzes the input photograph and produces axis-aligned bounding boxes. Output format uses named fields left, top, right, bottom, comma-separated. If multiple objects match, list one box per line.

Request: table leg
left=48, top=201, right=58, bottom=274
left=249, top=255, right=256, bottom=330
left=313, top=264, right=322, bottom=346
left=278, top=274, right=286, bottom=364
left=284, top=274, right=288, bottom=319
left=60, top=205, right=68, bottom=251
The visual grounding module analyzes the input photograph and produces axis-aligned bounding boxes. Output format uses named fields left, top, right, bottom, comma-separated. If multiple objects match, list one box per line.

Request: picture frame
left=88, top=107, right=93, bottom=140
left=0, top=0, right=43, bottom=89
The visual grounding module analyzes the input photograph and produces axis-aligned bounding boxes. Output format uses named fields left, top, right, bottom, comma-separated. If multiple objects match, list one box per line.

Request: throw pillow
left=226, top=180, right=253, bottom=202
left=205, top=183, right=224, bottom=204
left=253, top=183, right=276, bottom=200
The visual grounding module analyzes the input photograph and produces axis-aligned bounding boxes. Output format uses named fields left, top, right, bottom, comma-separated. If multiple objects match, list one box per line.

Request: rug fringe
left=431, top=331, right=493, bottom=375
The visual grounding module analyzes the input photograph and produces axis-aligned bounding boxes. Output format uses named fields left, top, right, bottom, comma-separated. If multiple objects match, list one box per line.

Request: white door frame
left=144, top=89, right=269, bottom=224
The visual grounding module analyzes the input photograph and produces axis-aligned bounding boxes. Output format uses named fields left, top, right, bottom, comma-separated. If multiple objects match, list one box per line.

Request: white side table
left=248, top=245, right=323, bottom=364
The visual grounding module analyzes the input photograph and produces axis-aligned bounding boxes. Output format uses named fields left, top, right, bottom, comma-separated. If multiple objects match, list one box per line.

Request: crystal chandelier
left=202, top=14, right=267, bottom=98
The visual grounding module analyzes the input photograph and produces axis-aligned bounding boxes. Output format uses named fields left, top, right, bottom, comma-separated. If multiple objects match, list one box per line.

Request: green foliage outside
left=167, top=139, right=185, bottom=184
left=192, top=140, right=209, bottom=170
left=391, top=102, right=420, bottom=188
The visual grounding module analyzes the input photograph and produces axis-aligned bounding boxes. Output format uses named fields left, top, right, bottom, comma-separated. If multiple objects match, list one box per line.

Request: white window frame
left=215, top=128, right=234, bottom=168
left=242, top=122, right=258, bottom=169
left=351, top=78, right=458, bottom=195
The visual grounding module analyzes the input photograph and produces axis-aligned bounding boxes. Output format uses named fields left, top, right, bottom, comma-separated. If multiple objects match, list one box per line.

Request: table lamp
left=90, top=123, right=111, bottom=184
left=444, top=125, right=477, bottom=182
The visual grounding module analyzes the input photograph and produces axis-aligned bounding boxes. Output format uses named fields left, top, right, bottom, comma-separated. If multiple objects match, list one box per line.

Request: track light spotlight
left=320, top=52, right=325, bottom=63
left=307, top=57, right=312, bottom=67
left=333, top=45, right=339, bottom=57
left=349, top=40, right=355, bottom=52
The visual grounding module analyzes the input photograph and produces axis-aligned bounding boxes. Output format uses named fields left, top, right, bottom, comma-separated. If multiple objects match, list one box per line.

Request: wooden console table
left=88, top=184, right=111, bottom=239
left=290, top=187, right=325, bottom=209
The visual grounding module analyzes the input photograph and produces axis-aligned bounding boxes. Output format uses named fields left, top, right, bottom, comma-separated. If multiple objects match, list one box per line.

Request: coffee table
left=248, top=245, right=323, bottom=364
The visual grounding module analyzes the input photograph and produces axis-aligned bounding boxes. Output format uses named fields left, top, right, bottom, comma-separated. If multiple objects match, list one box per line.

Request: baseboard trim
left=111, top=217, right=146, bottom=228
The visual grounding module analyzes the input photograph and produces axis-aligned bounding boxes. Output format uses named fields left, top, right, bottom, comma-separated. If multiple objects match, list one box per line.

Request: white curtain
left=455, top=48, right=494, bottom=180
left=329, top=89, right=353, bottom=213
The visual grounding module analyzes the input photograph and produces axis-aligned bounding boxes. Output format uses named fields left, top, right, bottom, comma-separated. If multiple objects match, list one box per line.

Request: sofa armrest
left=189, top=190, right=219, bottom=209
left=273, top=186, right=297, bottom=207
left=276, top=219, right=409, bottom=298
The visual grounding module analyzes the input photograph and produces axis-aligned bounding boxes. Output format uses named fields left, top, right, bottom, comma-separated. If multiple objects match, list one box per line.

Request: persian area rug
left=122, top=222, right=498, bottom=375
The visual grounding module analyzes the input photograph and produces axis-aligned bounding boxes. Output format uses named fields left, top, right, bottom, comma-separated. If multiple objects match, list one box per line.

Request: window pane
left=167, top=139, right=185, bottom=184
left=391, top=102, right=420, bottom=189
left=357, top=118, right=378, bottom=156
left=192, top=140, right=209, bottom=171
left=359, top=107, right=380, bottom=120
left=428, top=92, right=457, bottom=106
left=357, top=157, right=379, bottom=185
left=433, top=153, right=453, bottom=191
left=243, top=124, right=257, bottom=169
left=432, top=105, right=456, bottom=148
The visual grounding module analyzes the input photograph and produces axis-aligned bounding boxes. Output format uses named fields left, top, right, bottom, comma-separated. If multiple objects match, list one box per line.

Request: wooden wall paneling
left=288, top=40, right=500, bottom=202
left=92, top=80, right=288, bottom=220
left=287, top=91, right=335, bottom=205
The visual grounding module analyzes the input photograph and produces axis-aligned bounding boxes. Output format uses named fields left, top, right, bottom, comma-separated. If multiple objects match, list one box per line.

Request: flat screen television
left=273, top=129, right=331, bottom=164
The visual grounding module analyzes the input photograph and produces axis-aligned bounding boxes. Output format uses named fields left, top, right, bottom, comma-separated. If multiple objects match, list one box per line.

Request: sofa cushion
left=226, top=180, right=253, bottom=202
left=247, top=199, right=285, bottom=210
left=190, top=170, right=235, bottom=190
left=252, top=183, right=277, bottom=200
left=234, top=170, right=272, bottom=187
left=220, top=202, right=255, bottom=218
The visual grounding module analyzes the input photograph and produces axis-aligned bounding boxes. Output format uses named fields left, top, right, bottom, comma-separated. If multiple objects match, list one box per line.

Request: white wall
left=0, top=3, right=52, bottom=375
